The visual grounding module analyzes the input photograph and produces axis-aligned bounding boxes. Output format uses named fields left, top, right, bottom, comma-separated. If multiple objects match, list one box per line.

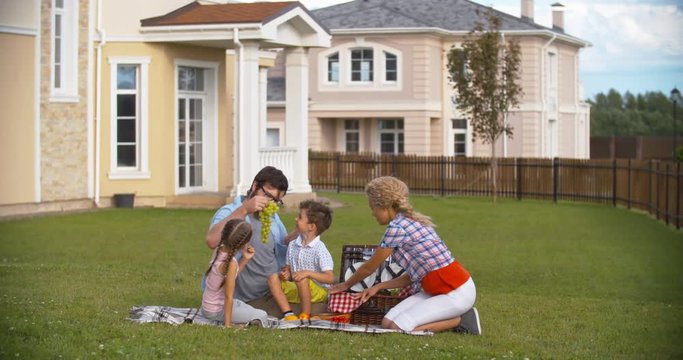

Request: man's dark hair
left=300, top=200, right=333, bottom=235
left=251, top=166, right=288, bottom=195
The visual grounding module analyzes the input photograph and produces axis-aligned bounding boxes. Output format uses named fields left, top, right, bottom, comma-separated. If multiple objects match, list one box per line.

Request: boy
left=267, top=200, right=334, bottom=320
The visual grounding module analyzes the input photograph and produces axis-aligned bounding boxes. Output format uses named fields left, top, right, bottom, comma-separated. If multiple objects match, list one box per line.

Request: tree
left=446, top=9, right=522, bottom=202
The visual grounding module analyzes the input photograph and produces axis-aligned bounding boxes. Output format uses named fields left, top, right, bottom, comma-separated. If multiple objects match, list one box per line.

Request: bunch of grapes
left=259, top=201, right=279, bottom=244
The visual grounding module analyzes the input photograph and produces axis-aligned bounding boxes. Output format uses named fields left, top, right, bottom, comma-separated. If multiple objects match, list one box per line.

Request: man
left=206, top=166, right=291, bottom=306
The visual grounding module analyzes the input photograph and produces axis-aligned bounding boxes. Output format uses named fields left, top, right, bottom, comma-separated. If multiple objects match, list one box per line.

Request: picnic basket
left=339, top=245, right=407, bottom=325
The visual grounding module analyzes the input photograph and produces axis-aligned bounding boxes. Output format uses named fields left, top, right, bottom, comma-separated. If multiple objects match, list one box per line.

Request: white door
left=177, top=95, right=205, bottom=191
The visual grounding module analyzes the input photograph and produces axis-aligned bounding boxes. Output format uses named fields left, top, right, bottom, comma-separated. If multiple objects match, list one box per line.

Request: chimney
left=521, top=0, right=534, bottom=22
left=551, top=3, right=565, bottom=32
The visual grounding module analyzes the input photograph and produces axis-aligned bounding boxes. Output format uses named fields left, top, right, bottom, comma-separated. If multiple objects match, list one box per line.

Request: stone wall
left=39, top=0, right=90, bottom=202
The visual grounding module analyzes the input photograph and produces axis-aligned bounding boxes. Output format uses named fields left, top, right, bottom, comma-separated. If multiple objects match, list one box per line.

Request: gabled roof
left=141, top=1, right=304, bottom=27
left=312, top=0, right=588, bottom=46
left=139, top=1, right=330, bottom=49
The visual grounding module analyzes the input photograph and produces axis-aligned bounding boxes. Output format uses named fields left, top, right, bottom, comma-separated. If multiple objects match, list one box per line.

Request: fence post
left=649, top=160, right=653, bottom=215
left=656, top=161, right=660, bottom=220
left=665, top=163, right=670, bottom=226
left=391, top=155, right=397, bottom=176
left=336, top=152, right=341, bottom=193
left=677, top=162, right=680, bottom=230
left=626, top=159, right=631, bottom=209
left=517, top=158, right=523, bottom=201
left=553, top=157, right=559, bottom=203
left=440, top=156, right=445, bottom=197
left=612, top=158, right=617, bottom=207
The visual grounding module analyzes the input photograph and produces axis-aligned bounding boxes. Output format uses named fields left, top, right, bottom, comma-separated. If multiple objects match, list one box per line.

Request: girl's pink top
left=201, top=251, right=238, bottom=314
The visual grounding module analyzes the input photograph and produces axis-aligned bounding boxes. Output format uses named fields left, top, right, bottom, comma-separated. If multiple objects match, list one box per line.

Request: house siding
left=99, top=42, right=230, bottom=200
left=0, top=33, right=37, bottom=205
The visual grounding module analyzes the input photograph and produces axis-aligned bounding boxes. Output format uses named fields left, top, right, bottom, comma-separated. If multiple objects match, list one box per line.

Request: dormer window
left=327, top=52, right=339, bottom=83
left=385, top=52, right=397, bottom=82
left=351, top=48, right=373, bottom=82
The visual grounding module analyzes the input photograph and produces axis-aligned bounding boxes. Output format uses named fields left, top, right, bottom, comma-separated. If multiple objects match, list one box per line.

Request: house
left=267, top=0, right=591, bottom=159
left=0, top=0, right=329, bottom=218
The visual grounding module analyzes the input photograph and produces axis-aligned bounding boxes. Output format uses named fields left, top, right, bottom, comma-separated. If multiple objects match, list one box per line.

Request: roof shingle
left=312, top=0, right=565, bottom=33
left=141, top=1, right=300, bottom=27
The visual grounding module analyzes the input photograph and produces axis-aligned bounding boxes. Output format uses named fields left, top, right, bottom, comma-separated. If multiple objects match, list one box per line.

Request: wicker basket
left=350, top=294, right=404, bottom=325
left=339, top=245, right=406, bottom=325
left=338, top=245, right=378, bottom=283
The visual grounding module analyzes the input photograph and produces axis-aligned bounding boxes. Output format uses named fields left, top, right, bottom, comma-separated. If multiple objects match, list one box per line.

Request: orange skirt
left=420, top=261, right=470, bottom=295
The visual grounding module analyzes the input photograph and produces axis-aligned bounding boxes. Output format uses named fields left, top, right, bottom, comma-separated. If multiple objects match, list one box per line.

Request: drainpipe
left=94, top=0, right=105, bottom=206
left=541, top=33, right=556, bottom=157
left=502, top=32, right=508, bottom=157
left=232, top=28, right=244, bottom=196
left=34, top=0, right=41, bottom=203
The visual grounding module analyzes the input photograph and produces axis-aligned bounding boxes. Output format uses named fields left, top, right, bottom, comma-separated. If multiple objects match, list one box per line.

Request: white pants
left=199, top=299, right=268, bottom=326
left=385, top=277, right=476, bottom=331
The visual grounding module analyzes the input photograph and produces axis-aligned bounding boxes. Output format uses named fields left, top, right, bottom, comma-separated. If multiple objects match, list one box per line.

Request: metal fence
left=309, top=151, right=682, bottom=229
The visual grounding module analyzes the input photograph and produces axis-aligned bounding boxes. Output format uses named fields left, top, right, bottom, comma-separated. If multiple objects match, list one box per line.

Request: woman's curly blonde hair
left=365, top=176, right=435, bottom=227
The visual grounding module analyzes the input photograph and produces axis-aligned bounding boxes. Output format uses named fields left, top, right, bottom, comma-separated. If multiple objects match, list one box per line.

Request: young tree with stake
left=447, top=9, right=522, bottom=202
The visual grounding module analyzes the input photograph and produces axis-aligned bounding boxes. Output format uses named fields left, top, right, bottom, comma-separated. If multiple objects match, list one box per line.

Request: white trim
left=86, top=0, right=95, bottom=198
left=260, top=6, right=331, bottom=47
left=33, top=0, right=41, bottom=203
left=310, top=100, right=441, bottom=112
left=0, top=25, right=38, bottom=36
left=107, top=56, right=151, bottom=180
left=50, top=0, right=79, bottom=102
left=268, top=100, right=286, bottom=108
left=108, top=172, right=151, bottom=180
left=140, top=23, right=262, bottom=33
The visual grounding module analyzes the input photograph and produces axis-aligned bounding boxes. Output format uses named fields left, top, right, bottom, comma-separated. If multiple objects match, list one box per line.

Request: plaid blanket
left=127, top=306, right=432, bottom=336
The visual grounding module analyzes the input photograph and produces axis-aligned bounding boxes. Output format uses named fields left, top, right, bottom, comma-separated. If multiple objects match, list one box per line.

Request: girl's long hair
left=204, top=219, right=253, bottom=287
left=365, top=176, right=435, bottom=228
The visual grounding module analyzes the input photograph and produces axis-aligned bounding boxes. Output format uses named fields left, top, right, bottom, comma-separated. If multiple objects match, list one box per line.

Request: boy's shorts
left=282, top=279, right=328, bottom=303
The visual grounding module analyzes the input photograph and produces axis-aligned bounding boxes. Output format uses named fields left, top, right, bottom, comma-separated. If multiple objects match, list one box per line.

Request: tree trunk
left=491, top=141, right=498, bottom=203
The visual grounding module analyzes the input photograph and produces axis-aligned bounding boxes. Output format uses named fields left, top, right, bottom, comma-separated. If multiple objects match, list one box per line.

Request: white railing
left=259, top=147, right=297, bottom=183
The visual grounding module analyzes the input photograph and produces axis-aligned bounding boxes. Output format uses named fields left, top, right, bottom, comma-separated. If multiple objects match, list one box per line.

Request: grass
left=0, top=193, right=682, bottom=359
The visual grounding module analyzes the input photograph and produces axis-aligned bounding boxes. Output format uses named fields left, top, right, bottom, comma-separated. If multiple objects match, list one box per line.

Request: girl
left=330, top=176, right=480, bottom=334
left=201, top=218, right=268, bottom=327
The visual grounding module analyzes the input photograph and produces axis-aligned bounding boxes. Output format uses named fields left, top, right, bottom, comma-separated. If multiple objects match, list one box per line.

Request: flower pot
left=113, top=193, right=135, bottom=208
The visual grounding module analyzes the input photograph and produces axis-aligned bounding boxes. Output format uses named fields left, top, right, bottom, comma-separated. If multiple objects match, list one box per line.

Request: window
left=385, top=52, right=397, bottom=82
left=318, top=43, right=401, bottom=91
left=51, top=0, right=79, bottom=101
left=547, top=52, right=557, bottom=112
left=266, top=128, right=280, bottom=147
left=108, top=57, right=150, bottom=179
left=451, top=119, right=468, bottom=157
left=344, top=120, right=359, bottom=153
left=327, top=52, right=339, bottom=83
left=351, top=48, right=373, bottom=82
left=378, top=119, right=404, bottom=154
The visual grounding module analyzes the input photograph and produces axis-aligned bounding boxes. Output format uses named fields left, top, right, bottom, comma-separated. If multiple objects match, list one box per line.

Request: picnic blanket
left=127, top=306, right=432, bottom=336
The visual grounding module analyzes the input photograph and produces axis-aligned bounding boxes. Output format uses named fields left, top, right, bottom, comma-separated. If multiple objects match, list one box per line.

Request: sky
left=244, top=0, right=683, bottom=100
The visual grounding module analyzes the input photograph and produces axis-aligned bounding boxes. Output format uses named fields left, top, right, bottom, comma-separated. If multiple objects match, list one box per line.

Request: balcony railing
left=259, top=147, right=296, bottom=183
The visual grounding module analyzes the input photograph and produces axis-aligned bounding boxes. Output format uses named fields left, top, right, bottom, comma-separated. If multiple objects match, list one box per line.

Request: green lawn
left=0, top=193, right=681, bottom=359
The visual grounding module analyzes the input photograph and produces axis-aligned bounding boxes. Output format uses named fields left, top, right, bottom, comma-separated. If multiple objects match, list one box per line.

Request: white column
left=259, top=67, right=268, bottom=148
left=236, top=42, right=262, bottom=195
left=285, top=47, right=312, bottom=193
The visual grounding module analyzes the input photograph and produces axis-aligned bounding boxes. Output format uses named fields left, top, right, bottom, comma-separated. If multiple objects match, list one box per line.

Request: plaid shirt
left=379, top=214, right=453, bottom=285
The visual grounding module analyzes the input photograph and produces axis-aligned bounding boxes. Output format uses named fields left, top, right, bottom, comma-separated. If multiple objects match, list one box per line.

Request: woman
left=330, top=176, right=481, bottom=334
